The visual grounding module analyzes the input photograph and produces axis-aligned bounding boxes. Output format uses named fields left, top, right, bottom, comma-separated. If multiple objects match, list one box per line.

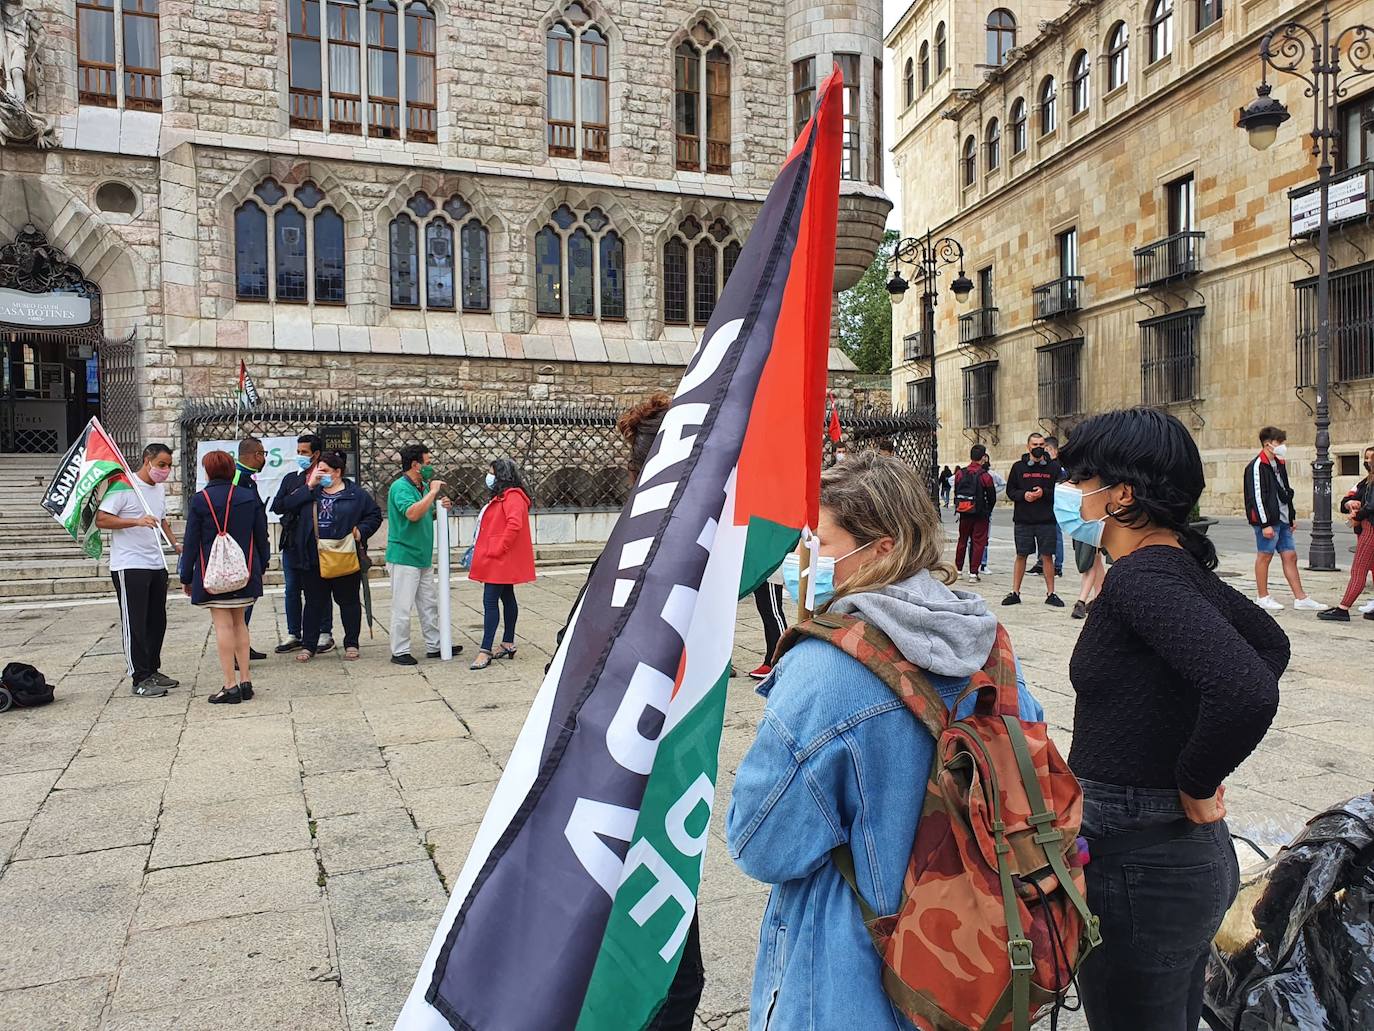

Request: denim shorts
left=1077, top=779, right=1240, bottom=1031
left=1253, top=522, right=1296, bottom=554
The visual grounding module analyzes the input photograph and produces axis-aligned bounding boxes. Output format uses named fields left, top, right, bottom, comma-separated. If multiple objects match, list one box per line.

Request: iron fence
left=180, top=399, right=940, bottom=512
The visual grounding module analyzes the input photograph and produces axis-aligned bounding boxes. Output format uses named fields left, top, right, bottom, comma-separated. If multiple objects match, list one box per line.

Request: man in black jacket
left=1243, top=426, right=1322, bottom=613
left=270, top=433, right=336, bottom=653
left=1003, top=431, right=1065, bottom=607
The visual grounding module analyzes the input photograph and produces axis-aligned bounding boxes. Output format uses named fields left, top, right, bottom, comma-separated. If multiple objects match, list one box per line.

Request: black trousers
left=645, top=913, right=704, bottom=1031
left=753, top=582, right=788, bottom=664
left=112, top=567, right=168, bottom=685
left=301, top=566, right=363, bottom=651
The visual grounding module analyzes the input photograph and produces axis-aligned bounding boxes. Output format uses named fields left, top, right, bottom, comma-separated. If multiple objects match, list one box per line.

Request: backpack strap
left=776, top=612, right=948, bottom=740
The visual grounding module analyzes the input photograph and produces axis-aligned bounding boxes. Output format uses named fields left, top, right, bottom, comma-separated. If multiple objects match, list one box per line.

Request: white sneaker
left=1360, top=600, right=1374, bottom=614
left=969, top=573, right=981, bottom=584
left=1292, top=597, right=1324, bottom=611
left=1255, top=596, right=1285, bottom=611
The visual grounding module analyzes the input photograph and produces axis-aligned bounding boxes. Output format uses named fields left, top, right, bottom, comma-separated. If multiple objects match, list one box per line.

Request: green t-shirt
left=385, top=475, right=435, bottom=567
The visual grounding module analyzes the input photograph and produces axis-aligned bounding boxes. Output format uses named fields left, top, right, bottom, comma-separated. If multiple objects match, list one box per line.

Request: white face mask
left=1272, top=443, right=1288, bottom=460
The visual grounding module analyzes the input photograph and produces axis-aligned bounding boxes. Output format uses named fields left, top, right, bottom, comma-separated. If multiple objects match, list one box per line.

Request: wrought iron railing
left=180, top=400, right=940, bottom=511
left=1032, top=276, right=1084, bottom=320
left=961, top=361, right=999, bottom=429
left=1140, top=309, right=1203, bottom=407
left=958, top=307, right=998, bottom=343
left=1134, top=231, right=1205, bottom=288
left=1037, top=339, right=1084, bottom=419
left=903, top=331, right=932, bottom=362
left=1294, top=260, right=1374, bottom=385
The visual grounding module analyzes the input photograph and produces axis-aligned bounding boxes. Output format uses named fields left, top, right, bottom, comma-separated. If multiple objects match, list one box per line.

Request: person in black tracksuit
left=1003, top=431, right=1065, bottom=607
left=1242, top=426, right=1321, bottom=612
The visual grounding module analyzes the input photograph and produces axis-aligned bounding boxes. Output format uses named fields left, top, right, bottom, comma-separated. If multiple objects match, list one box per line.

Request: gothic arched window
left=674, top=22, right=732, bottom=174
left=234, top=179, right=347, bottom=305
left=535, top=206, right=624, bottom=320
left=389, top=192, right=490, bottom=311
left=546, top=4, right=610, bottom=162
left=662, top=215, right=741, bottom=327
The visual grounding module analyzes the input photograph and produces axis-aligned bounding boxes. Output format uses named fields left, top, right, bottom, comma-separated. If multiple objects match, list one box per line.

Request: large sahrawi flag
left=40, top=418, right=132, bottom=559
left=397, top=67, right=843, bottom=1031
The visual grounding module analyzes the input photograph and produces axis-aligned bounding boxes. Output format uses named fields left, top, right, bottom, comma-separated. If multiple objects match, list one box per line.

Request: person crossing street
left=1244, top=426, right=1323, bottom=613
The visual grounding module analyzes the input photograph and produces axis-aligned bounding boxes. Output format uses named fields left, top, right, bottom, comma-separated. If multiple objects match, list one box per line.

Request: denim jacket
left=725, top=574, right=1043, bottom=1031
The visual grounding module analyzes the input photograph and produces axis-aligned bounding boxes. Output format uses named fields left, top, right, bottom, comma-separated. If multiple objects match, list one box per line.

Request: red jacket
left=469, top=488, right=535, bottom=585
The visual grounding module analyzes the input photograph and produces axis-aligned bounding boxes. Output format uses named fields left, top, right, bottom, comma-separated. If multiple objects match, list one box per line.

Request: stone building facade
left=886, top=0, right=1374, bottom=514
left=0, top=0, right=892, bottom=477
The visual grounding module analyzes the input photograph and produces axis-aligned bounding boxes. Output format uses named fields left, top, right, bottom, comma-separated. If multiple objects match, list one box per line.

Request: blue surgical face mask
left=1054, top=482, right=1114, bottom=548
left=318, top=473, right=335, bottom=488
left=781, top=540, right=873, bottom=609
left=296, top=456, right=311, bottom=471
left=485, top=473, right=497, bottom=490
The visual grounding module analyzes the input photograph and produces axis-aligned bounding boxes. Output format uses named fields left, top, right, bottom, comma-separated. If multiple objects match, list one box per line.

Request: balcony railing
left=1032, top=276, right=1084, bottom=321
left=903, top=331, right=933, bottom=362
left=1140, top=308, right=1203, bottom=407
left=1134, top=231, right=1204, bottom=289
left=959, top=307, right=998, bottom=344
left=1289, top=161, right=1373, bottom=239
left=1037, top=339, right=1084, bottom=419
left=1294, top=259, right=1374, bottom=386
left=962, top=361, right=999, bottom=429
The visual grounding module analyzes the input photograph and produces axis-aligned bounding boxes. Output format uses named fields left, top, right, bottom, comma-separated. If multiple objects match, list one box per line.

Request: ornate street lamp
left=886, top=229, right=971, bottom=496
left=1237, top=4, right=1374, bottom=571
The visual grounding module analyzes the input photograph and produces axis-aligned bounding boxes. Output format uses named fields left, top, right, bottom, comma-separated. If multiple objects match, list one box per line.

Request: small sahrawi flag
left=396, top=66, right=843, bottom=1031
left=237, top=359, right=260, bottom=409
left=40, top=418, right=132, bottom=559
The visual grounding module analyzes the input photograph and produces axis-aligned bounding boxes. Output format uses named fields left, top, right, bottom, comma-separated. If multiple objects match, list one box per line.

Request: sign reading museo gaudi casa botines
left=0, top=287, right=93, bottom=328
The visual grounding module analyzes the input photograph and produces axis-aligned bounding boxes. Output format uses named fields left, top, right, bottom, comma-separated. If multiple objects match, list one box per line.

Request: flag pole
left=93, top=418, right=176, bottom=561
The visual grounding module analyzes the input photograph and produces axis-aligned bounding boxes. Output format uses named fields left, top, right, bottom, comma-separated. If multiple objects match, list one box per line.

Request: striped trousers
left=1340, top=528, right=1374, bottom=609
left=111, top=568, right=169, bottom=686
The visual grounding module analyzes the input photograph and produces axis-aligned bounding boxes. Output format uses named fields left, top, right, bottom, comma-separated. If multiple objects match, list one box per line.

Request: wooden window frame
left=1070, top=51, right=1090, bottom=115
left=1148, top=0, right=1173, bottom=64
left=837, top=52, right=861, bottom=181
left=77, top=0, right=118, bottom=108
left=288, top=0, right=323, bottom=129
left=326, top=0, right=362, bottom=134
left=121, top=0, right=162, bottom=111
left=934, top=21, right=947, bottom=76
left=1107, top=23, right=1129, bottom=91
left=1010, top=98, right=1027, bottom=154
left=405, top=2, right=437, bottom=143
left=986, top=9, right=1016, bottom=67
left=545, top=15, right=610, bottom=163
left=367, top=0, right=401, bottom=139
left=792, top=57, right=815, bottom=140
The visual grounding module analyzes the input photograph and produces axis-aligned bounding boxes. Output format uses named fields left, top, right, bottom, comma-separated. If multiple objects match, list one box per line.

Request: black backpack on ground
left=953, top=466, right=991, bottom=517
left=0, top=663, right=54, bottom=712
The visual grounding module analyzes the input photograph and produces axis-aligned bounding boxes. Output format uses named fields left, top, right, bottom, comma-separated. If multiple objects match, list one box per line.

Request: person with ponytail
left=1054, top=408, right=1290, bottom=1031
left=1320, top=444, right=1374, bottom=621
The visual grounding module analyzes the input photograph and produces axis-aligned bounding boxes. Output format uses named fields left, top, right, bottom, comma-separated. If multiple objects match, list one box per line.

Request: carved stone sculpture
left=0, top=0, right=57, bottom=148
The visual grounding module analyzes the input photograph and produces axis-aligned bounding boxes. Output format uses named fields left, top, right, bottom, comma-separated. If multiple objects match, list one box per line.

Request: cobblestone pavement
left=1, top=526, right=1370, bottom=1031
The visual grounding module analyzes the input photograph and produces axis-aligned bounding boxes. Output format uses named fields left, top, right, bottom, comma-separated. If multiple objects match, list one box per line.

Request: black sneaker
left=249, top=648, right=267, bottom=661
left=1046, top=593, right=1066, bottom=608
left=148, top=672, right=179, bottom=689
left=391, top=653, right=418, bottom=666
left=131, top=679, right=167, bottom=698
left=275, top=638, right=303, bottom=654
left=1318, top=607, right=1351, bottom=622
left=316, top=637, right=337, bottom=654
left=1071, top=600, right=1088, bottom=620
left=1028, top=563, right=1043, bottom=576
left=426, top=645, right=464, bottom=658
left=240, top=681, right=254, bottom=700
left=1365, top=610, right=1374, bottom=621
left=1002, top=592, right=1021, bottom=606
left=1055, top=567, right=1064, bottom=578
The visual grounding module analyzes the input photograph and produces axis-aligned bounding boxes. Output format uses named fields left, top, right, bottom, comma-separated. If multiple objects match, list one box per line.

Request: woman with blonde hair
left=726, top=450, right=1042, bottom=1031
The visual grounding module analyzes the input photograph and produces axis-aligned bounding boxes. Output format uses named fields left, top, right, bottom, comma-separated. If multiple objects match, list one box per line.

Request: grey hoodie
left=828, top=569, right=997, bottom=678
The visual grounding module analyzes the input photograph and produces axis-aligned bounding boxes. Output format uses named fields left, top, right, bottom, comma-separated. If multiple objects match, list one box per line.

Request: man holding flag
left=396, top=62, right=842, bottom=1031
left=94, top=443, right=181, bottom=697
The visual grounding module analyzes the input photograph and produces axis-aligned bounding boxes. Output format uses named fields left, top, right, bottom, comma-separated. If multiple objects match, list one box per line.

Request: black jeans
left=645, top=912, right=704, bottom=1031
left=1078, top=779, right=1240, bottom=1031
left=480, top=583, right=519, bottom=652
left=301, top=566, right=362, bottom=651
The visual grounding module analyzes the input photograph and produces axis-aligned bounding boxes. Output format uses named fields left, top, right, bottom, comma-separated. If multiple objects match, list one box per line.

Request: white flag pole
left=94, top=418, right=175, bottom=561
left=436, top=504, right=453, bottom=661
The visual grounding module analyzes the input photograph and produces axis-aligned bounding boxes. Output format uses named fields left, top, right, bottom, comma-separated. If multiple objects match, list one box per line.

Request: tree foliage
left=836, top=229, right=899, bottom=376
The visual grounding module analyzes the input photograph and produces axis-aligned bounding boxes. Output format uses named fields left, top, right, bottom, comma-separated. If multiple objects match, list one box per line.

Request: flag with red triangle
left=39, top=418, right=133, bottom=558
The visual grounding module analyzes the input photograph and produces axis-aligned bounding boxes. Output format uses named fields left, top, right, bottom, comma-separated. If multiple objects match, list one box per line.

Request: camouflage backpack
left=776, top=613, right=1099, bottom=1031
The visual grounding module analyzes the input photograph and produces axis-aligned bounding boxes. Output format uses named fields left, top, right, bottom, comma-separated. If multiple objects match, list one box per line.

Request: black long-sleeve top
left=1068, top=545, right=1289, bottom=800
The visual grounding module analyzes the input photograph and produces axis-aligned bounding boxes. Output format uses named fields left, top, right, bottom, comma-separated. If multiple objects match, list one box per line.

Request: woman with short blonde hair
left=727, top=450, right=1040, bottom=1031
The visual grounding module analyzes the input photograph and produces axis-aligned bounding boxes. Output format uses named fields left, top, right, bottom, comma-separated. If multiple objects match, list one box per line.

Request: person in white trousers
left=385, top=444, right=460, bottom=664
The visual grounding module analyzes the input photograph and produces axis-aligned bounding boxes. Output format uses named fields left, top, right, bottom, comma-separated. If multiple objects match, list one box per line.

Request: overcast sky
left=882, top=0, right=908, bottom=228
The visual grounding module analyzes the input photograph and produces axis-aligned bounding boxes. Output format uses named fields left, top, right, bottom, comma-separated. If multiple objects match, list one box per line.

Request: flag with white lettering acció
left=39, top=418, right=133, bottom=559
left=237, top=360, right=260, bottom=410
left=395, top=67, right=843, bottom=1031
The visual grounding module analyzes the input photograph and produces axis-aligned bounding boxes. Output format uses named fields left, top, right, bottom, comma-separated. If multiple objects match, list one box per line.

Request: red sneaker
left=748, top=664, right=773, bottom=680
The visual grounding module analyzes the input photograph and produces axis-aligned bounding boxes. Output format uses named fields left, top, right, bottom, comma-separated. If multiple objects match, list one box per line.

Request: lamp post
left=886, top=229, right=972, bottom=499
left=1237, top=3, right=1374, bottom=571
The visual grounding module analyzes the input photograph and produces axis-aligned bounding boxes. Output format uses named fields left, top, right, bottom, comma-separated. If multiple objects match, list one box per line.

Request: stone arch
left=664, top=10, right=743, bottom=178
left=537, top=0, right=625, bottom=161
left=523, top=186, right=644, bottom=329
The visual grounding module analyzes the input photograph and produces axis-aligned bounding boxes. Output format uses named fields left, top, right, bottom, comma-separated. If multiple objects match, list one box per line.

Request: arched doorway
left=0, top=225, right=106, bottom=453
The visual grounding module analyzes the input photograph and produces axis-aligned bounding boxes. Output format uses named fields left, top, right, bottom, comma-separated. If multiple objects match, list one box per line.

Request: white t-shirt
left=99, top=478, right=167, bottom=572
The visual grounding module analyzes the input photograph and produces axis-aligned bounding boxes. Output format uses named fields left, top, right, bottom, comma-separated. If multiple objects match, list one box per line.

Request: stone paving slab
left=0, top=549, right=1369, bottom=1030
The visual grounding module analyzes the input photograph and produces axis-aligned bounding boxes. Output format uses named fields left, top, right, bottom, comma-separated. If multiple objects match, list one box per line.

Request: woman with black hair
left=1054, top=408, right=1289, bottom=1031
left=468, top=458, right=535, bottom=670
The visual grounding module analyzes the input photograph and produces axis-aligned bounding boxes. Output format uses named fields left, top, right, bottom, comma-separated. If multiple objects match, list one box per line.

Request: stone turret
left=785, top=0, right=893, bottom=291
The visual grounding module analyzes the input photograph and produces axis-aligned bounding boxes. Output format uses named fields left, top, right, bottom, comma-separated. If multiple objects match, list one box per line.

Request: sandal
left=208, top=686, right=242, bottom=705
left=470, top=650, right=493, bottom=671
left=295, top=650, right=314, bottom=663
left=495, top=646, right=517, bottom=661
left=344, top=647, right=360, bottom=661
